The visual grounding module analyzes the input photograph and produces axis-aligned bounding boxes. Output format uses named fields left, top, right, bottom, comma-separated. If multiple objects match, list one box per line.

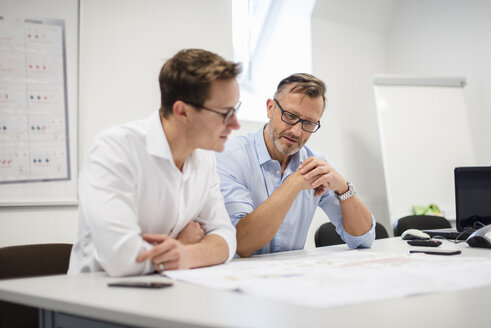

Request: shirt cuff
left=343, top=215, right=376, bottom=249
left=225, top=202, right=253, bottom=226
left=207, top=228, right=237, bottom=263
left=140, top=241, right=157, bottom=275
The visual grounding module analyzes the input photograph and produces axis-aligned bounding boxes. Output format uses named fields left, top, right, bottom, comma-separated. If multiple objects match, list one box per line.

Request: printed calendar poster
left=0, top=17, right=70, bottom=183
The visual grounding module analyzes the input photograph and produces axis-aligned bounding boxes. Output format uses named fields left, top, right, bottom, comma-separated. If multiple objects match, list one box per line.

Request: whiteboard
left=373, top=75, right=476, bottom=222
left=0, top=0, right=78, bottom=206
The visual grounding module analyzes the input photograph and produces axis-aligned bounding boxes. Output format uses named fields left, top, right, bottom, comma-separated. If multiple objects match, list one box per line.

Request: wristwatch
left=336, top=181, right=356, bottom=201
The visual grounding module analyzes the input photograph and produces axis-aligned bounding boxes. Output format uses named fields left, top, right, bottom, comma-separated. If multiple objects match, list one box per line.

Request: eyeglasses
left=184, top=100, right=241, bottom=125
left=273, top=98, right=320, bottom=133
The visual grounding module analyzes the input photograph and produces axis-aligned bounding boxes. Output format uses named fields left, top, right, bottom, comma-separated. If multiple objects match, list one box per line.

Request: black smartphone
left=107, top=281, right=173, bottom=289
left=409, top=249, right=462, bottom=256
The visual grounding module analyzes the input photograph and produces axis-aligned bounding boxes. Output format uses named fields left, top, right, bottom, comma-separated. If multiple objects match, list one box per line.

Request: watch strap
left=336, top=181, right=356, bottom=201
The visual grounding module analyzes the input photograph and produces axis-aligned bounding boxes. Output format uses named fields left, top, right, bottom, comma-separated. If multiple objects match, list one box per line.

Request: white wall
left=79, top=0, right=234, bottom=156
left=0, top=0, right=233, bottom=247
left=386, top=0, right=491, bottom=164
left=310, top=0, right=393, bottom=239
left=310, top=0, right=491, bottom=235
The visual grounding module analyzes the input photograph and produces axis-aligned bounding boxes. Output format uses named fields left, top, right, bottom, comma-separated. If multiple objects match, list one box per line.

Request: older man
left=216, top=73, right=375, bottom=257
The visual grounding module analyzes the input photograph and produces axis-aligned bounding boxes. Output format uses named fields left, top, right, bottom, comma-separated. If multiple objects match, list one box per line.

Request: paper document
left=166, top=250, right=491, bottom=309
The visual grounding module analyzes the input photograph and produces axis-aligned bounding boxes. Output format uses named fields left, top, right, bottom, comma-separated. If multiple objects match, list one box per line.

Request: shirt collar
left=255, top=125, right=306, bottom=172
left=146, top=110, right=173, bottom=160
left=254, top=125, right=272, bottom=165
left=254, top=125, right=302, bottom=169
left=145, top=110, right=201, bottom=173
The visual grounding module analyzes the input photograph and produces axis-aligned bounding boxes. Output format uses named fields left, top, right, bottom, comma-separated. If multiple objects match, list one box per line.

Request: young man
left=216, top=73, right=375, bottom=257
left=68, top=49, right=241, bottom=276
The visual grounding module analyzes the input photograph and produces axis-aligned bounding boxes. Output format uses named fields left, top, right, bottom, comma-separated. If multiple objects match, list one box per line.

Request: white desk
left=1, top=238, right=490, bottom=328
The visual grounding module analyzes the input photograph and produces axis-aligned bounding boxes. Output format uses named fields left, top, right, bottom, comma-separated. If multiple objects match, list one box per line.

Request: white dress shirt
left=68, top=110, right=236, bottom=277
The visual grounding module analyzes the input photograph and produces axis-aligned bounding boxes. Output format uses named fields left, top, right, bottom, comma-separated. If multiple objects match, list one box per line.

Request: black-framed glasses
left=273, top=98, right=320, bottom=133
left=184, top=100, right=241, bottom=125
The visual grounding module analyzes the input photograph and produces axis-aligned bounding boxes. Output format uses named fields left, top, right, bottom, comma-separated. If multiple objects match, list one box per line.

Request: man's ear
left=172, top=100, right=190, bottom=124
left=266, top=98, right=274, bottom=119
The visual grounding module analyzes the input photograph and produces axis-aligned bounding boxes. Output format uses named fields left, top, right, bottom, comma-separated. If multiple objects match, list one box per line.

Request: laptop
left=424, top=166, right=491, bottom=240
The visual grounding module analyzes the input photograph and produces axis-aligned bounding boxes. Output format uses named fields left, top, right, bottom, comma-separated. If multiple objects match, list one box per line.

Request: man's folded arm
left=80, top=145, right=155, bottom=277
left=194, top=168, right=237, bottom=263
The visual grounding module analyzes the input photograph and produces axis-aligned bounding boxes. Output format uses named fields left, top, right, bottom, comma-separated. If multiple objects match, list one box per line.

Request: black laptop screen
left=455, top=166, right=491, bottom=231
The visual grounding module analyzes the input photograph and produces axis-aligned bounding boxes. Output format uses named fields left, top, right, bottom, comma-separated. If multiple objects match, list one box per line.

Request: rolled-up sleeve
left=319, top=190, right=376, bottom=249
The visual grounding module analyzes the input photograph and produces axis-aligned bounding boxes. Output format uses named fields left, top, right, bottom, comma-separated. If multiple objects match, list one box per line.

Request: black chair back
left=393, top=215, right=451, bottom=237
left=315, top=222, right=389, bottom=247
left=0, top=243, right=72, bottom=328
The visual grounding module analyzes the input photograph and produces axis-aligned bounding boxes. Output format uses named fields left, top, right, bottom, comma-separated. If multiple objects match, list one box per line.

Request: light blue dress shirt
left=216, top=127, right=375, bottom=256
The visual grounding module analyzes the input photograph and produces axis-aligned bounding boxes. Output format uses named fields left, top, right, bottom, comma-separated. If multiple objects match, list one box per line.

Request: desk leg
left=40, top=309, right=55, bottom=328
left=39, top=309, right=137, bottom=328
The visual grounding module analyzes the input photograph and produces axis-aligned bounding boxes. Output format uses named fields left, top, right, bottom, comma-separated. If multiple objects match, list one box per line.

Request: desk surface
left=1, top=238, right=491, bottom=328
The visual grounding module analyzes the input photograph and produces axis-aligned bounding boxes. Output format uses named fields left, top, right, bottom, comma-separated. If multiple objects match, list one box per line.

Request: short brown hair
left=159, top=49, right=242, bottom=118
left=274, top=73, right=326, bottom=109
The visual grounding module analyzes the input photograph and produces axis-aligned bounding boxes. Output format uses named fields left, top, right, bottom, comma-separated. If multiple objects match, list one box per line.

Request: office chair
left=315, top=222, right=389, bottom=247
left=393, top=215, right=451, bottom=237
left=0, top=243, right=72, bottom=328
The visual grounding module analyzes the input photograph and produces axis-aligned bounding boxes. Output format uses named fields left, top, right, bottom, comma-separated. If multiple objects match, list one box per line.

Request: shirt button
left=276, top=170, right=280, bottom=175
